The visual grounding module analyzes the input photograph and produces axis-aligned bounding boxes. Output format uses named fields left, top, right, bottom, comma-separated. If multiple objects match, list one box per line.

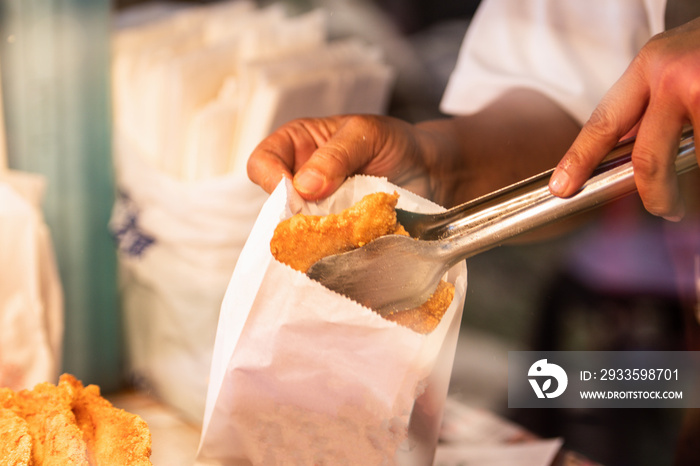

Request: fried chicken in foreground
left=62, top=374, right=152, bottom=466
left=0, top=375, right=152, bottom=465
left=0, top=408, right=31, bottom=465
left=270, top=191, right=454, bottom=334
left=7, top=380, right=90, bottom=465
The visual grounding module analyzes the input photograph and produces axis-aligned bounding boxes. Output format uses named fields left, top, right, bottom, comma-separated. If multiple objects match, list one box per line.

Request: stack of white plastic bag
left=110, top=0, right=395, bottom=424
left=0, top=62, right=64, bottom=391
left=197, top=176, right=468, bottom=465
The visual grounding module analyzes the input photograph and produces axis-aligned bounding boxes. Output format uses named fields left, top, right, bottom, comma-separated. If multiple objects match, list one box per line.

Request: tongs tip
left=306, top=234, right=444, bottom=315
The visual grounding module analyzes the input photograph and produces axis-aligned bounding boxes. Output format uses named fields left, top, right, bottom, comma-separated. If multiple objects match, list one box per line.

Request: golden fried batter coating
left=384, top=280, right=455, bottom=334
left=271, top=191, right=407, bottom=273
left=10, top=380, right=89, bottom=465
left=0, top=408, right=31, bottom=465
left=271, top=191, right=455, bottom=333
left=61, top=374, right=152, bottom=466
left=0, top=375, right=152, bottom=465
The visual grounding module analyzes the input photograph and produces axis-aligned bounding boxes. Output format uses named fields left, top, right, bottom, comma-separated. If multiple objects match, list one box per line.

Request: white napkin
left=114, top=3, right=396, bottom=182
left=113, top=3, right=330, bottom=180
left=230, top=39, right=395, bottom=174
left=197, top=176, right=468, bottom=465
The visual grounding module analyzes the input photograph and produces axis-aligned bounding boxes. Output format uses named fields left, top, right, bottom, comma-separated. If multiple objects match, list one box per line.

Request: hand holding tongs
left=307, top=127, right=697, bottom=315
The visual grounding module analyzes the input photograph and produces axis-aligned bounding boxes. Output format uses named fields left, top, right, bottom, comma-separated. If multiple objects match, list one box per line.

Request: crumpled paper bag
left=0, top=171, right=63, bottom=390
left=197, top=175, right=468, bottom=465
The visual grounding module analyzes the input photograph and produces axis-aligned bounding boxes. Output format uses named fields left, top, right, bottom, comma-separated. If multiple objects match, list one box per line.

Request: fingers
left=629, top=105, right=686, bottom=221
left=292, top=116, right=388, bottom=199
left=550, top=20, right=700, bottom=221
left=291, top=119, right=366, bottom=199
left=247, top=122, right=309, bottom=194
left=549, top=85, right=687, bottom=221
left=246, top=147, right=293, bottom=194
left=247, top=117, right=343, bottom=195
left=247, top=115, right=395, bottom=200
left=549, top=62, right=650, bottom=198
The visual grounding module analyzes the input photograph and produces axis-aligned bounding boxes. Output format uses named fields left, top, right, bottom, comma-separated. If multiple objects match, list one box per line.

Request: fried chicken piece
left=384, top=280, right=455, bottom=334
left=0, top=376, right=152, bottom=466
left=271, top=191, right=455, bottom=333
left=0, top=387, right=15, bottom=411
left=271, top=191, right=407, bottom=273
left=10, top=380, right=90, bottom=465
left=0, top=408, right=31, bottom=466
left=60, top=374, right=152, bottom=466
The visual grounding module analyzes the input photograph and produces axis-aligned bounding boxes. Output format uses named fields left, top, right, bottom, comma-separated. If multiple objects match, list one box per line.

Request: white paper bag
left=0, top=171, right=63, bottom=390
left=197, top=176, right=468, bottom=465
left=109, top=136, right=269, bottom=423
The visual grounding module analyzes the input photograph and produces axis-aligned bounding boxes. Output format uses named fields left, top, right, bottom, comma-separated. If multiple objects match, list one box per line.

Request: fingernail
left=662, top=214, right=683, bottom=222
left=294, top=169, right=325, bottom=196
left=549, top=170, right=570, bottom=196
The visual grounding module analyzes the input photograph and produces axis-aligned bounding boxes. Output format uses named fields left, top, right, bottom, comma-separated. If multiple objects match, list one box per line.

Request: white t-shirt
left=440, top=0, right=667, bottom=124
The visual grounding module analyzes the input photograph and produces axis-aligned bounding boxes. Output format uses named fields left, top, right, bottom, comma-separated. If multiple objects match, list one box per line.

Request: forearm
left=415, top=89, right=581, bottom=207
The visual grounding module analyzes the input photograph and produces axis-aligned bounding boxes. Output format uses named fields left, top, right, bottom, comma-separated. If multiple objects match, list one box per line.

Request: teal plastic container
left=0, top=0, right=122, bottom=391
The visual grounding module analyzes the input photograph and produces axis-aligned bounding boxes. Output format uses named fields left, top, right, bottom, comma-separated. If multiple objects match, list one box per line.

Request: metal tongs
left=307, top=127, right=697, bottom=315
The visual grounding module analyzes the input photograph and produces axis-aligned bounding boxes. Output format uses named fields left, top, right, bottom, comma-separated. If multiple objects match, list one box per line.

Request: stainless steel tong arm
left=398, top=127, right=696, bottom=265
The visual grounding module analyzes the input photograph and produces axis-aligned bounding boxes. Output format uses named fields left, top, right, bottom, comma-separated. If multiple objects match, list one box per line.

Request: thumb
left=293, top=117, right=377, bottom=200
left=549, top=64, right=649, bottom=197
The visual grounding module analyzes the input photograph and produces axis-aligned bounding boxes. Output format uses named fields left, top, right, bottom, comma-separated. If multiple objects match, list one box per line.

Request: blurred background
left=1, top=1, right=698, bottom=465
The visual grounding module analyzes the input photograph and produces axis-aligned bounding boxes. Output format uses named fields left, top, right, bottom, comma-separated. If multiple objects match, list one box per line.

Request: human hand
left=247, top=114, right=434, bottom=201
left=549, top=18, right=700, bottom=221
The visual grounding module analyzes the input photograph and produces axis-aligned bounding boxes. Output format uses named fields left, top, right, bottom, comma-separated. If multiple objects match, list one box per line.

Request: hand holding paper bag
left=197, top=176, right=467, bottom=465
